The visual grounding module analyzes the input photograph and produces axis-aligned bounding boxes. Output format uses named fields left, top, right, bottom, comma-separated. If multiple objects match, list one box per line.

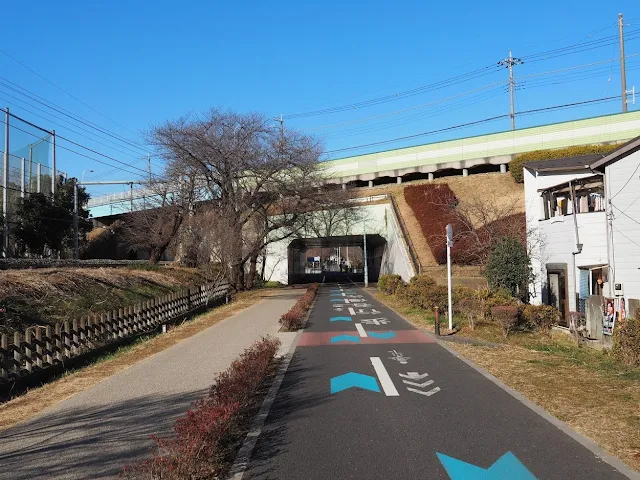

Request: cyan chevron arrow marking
left=330, top=298, right=347, bottom=302
left=330, top=335, right=360, bottom=344
left=330, top=316, right=353, bottom=322
left=436, top=451, right=536, bottom=480
left=330, top=373, right=380, bottom=394
left=331, top=292, right=357, bottom=296
left=368, top=331, right=397, bottom=340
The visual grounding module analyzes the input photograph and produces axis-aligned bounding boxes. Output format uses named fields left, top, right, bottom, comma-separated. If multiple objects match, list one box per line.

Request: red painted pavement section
left=297, top=329, right=435, bottom=346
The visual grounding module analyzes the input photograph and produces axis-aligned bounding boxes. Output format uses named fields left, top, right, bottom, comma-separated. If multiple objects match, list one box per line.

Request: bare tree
left=148, top=109, right=332, bottom=290
left=428, top=193, right=526, bottom=265
left=122, top=162, right=201, bottom=263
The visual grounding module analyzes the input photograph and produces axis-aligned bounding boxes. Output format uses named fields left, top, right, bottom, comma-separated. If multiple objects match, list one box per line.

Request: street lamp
left=81, top=169, right=94, bottom=183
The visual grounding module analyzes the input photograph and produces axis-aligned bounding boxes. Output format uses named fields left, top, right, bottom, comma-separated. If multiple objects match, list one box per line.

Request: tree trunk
left=231, top=259, right=245, bottom=291
left=245, top=251, right=260, bottom=290
left=260, top=248, right=267, bottom=282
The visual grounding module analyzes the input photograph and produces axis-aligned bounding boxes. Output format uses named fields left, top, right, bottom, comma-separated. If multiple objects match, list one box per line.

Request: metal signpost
left=446, top=224, right=453, bottom=330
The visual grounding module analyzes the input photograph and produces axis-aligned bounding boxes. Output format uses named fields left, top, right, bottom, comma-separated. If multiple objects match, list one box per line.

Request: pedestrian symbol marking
left=389, top=350, right=410, bottom=364
left=330, top=373, right=380, bottom=394
left=330, top=335, right=360, bottom=344
left=368, top=331, right=396, bottom=340
left=330, top=316, right=353, bottom=322
left=436, top=451, right=536, bottom=480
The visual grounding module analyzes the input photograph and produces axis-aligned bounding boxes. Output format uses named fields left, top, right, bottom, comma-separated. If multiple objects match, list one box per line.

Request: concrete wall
left=380, top=203, right=415, bottom=282
left=263, top=202, right=415, bottom=284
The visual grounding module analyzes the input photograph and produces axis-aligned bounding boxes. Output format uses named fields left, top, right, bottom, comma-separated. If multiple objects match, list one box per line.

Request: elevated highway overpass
left=87, top=110, right=640, bottom=218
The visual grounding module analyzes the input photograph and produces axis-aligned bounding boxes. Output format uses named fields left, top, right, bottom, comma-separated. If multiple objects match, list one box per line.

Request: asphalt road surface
left=242, top=284, right=635, bottom=480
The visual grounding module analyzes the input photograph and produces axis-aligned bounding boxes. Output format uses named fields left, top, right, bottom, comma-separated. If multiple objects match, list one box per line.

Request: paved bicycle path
left=0, top=290, right=301, bottom=480
left=242, top=284, right=636, bottom=479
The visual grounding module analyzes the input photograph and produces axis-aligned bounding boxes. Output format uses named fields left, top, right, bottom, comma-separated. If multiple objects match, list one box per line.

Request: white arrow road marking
left=348, top=307, right=356, bottom=316
left=355, top=323, right=368, bottom=337
left=370, top=357, right=399, bottom=396
left=407, top=386, right=441, bottom=396
left=399, top=372, right=429, bottom=380
left=402, top=379, right=434, bottom=388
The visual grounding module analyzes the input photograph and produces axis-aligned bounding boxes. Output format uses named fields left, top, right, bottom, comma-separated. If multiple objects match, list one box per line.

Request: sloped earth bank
left=0, top=266, right=207, bottom=334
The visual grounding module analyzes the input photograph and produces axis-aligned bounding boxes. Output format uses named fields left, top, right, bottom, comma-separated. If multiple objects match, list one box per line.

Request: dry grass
left=0, top=288, right=278, bottom=432
left=449, top=342, right=640, bottom=471
left=373, top=289, right=640, bottom=471
left=0, top=266, right=206, bottom=332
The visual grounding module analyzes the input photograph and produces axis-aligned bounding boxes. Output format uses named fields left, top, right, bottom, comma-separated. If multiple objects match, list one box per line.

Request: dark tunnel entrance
left=287, top=234, right=387, bottom=284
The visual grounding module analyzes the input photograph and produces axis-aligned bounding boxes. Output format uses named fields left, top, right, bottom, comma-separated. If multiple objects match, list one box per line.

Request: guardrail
left=0, top=281, right=229, bottom=386
left=388, top=195, right=421, bottom=275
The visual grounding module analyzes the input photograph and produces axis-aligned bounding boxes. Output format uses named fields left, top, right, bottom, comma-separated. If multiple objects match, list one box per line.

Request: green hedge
left=510, top=144, right=620, bottom=183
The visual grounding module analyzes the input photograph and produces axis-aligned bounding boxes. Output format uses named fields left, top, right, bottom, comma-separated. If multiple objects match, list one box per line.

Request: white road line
left=407, top=386, right=441, bottom=396
left=355, top=323, right=368, bottom=337
left=348, top=307, right=356, bottom=316
left=370, top=357, right=399, bottom=396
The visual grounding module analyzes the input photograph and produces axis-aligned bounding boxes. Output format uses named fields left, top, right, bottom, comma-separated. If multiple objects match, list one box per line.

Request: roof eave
left=589, top=135, right=640, bottom=170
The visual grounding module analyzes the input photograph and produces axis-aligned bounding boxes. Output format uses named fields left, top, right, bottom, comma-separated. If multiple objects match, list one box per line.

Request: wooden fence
left=0, top=281, right=229, bottom=384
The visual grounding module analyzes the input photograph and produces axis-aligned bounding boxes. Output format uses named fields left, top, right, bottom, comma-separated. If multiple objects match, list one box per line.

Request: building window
left=538, top=175, right=605, bottom=220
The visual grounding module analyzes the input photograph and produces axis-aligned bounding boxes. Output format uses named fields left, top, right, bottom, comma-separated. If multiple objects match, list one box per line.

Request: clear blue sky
left=1, top=0, right=639, bottom=200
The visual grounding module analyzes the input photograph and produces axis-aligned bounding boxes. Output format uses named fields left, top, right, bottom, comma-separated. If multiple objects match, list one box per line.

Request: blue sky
left=1, top=0, right=639, bottom=200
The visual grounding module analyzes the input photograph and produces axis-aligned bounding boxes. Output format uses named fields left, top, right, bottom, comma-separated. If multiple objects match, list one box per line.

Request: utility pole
left=73, top=179, right=79, bottom=260
left=2, top=108, right=9, bottom=258
left=363, top=219, right=368, bottom=287
left=499, top=51, right=523, bottom=130
left=619, top=13, right=628, bottom=113
left=51, top=130, right=56, bottom=197
left=277, top=114, right=284, bottom=139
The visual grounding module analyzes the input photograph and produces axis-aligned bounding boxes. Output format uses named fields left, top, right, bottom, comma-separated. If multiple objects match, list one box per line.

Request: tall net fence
left=1, top=111, right=66, bottom=256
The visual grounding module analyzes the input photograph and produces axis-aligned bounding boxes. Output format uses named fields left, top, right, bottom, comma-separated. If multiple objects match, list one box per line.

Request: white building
left=524, top=137, right=640, bottom=327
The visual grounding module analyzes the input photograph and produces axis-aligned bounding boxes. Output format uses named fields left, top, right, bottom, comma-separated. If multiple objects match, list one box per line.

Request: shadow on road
left=0, top=389, right=206, bottom=480
left=245, top=354, right=326, bottom=479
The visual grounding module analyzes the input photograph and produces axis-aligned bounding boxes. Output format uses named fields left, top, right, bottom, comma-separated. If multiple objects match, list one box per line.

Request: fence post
left=35, top=327, right=43, bottom=368
left=13, top=331, right=22, bottom=375
left=63, top=321, right=71, bottom=358
left=24, top=330, right=33, bottom=373
left=72, top=319, right=79, bottom=356
left=55, top=323, right=62, bottom=362
left=434, top=307, right=441, bottom=336
left=44, top=326, right=52, bottom=365
left=1, top=333, right=8, bottom=380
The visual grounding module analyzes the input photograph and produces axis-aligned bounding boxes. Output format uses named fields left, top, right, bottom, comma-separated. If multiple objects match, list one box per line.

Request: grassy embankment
left=373, top=290, right=640, bottom=471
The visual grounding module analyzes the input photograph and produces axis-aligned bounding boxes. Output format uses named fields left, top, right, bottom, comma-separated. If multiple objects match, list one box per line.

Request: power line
left=306, top=81, right=507, bottom=131
left=0, top=91, right=152, bottom=162
left=325, top=96, right=619, bottom=155
left=0, top=77, right=148, bottom=153
left=0, top=48, right=142, bottom=140
left=1, top=118, right=154, bottom=179
left=610, top=203, right=640, bottom=226
left=284, top=64, right=504, bottom=119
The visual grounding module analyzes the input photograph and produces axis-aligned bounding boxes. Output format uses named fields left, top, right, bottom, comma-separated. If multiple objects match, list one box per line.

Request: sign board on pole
left=446, top=223, right=454, bottom=247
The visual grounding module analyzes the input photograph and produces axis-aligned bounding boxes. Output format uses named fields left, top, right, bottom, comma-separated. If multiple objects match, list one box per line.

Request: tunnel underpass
left=287, top=234, right=387, bottom=284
